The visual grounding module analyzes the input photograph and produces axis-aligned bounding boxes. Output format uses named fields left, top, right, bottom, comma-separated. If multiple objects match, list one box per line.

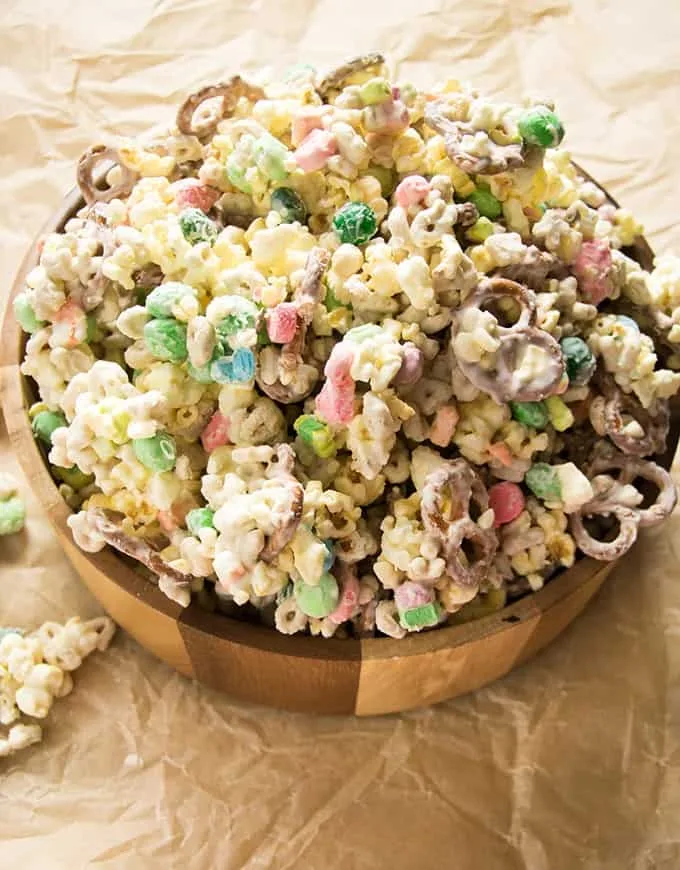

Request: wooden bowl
left=0, top=172, right=667, bottom=716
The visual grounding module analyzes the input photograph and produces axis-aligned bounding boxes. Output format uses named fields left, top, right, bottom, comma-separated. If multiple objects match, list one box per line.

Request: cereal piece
left=294, top=129, right=338, bottom=172
left=144, top=318, right=188, bottom=363
left=510, top=401, right=549, bottom=429
left=146, top=282, right=196, bottom=318
left=429, top=405, right=459, bottom=447
left=201, top=411, right=231, bottom=453
left=186, top=508, right=215, bottom=535
left=394, top=175, right=431, bottom=208
left=13, top=294, right=46, bottom=334
left=573, top=240, right=615, bottom=304
left=399, top=601, right=442, bottom=631
left=294, top=573, right=340, bottom=618
left=524, top=463, right=561, bottom=501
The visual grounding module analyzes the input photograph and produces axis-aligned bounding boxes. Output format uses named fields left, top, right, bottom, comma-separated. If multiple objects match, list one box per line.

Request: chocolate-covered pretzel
left=424, top=101, right=524, bottom=176
left=77, top=145, right=139, bottom=205
left=176, top=77, right=266, bottom=139
left=421, top=461, right=498, bottom=587
left=569, top=452, right=677, bottom=560
left=594, top=373, right=669, bottom=456
left=317, top=52, right=386, bottom=98
left=259, top=445, right=304, bottom=561
left=452, top=277, right=566, bottom=402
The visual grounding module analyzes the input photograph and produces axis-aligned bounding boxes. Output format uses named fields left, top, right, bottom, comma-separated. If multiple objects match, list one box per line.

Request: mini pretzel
left=257, top=247, right=330, bottom=404
left=421, top=461, right=498, bottom=587
left=317, top=52, right=386, bottom=98
left=424, top=101, right=525, bottom=175
left=594, top=374, right=669, bottom=457
left=77, top=145, right=139, bottom=205
left=259, top=445, right=304, bottom=561
left=452, top=277, right=566, bottom=402
left=498, top=246, right=559, bottom=290
left=569, top=453, right=677, bottom=560
left=176, top=77, right=266, bottom=138
left=88, top=507, right=192, bottom=588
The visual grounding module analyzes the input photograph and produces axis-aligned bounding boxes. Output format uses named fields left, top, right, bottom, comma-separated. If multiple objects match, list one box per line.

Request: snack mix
left=14, top=53, right=680, bottom=639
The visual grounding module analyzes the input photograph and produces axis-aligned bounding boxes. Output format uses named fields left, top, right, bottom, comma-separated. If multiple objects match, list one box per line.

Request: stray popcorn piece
left=11, top=53, right=680, bottom=637
left=0, top=615, right=115, bottom=757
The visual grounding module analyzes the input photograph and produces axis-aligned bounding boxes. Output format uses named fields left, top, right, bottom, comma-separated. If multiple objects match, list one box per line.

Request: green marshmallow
left=0, top=497, right=26, bottom=536
left=525, top=463, right=562, bottom=501
left=52, top=465, right=94, bottom=490
left=518, top=106, right=565, bottom=148
left=145, top=282, right=196, bottom=318
left=186, top=508, right=215, bottom=536
left=253, top=133, right=290, bottom=182
left=270, top=187, right=308, bottom=224
left=144, top=318, right=188, bottom=362
left=332, top=202, right=378, bottom=246
left=465, top=186, right=502, bottom=220
left=13, top=293, right=45, bottom=334
left=132, top=432, right=177, bottom=472
left=510, top=401, right=549, bottom=429
left=32, top=410, right=67, bottom=446
left=294, top=573, right=339, bottom=618
left=559, top=336, right=596, bottom=386
left=179, top=208, right=219, bottom=246
left=399, top=601, right=442, bottom=630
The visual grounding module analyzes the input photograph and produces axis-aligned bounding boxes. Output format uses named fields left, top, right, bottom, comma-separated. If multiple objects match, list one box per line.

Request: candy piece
left=393, top=174, right=429, bottom=207
left=291, top=107, right=325, bottom=147
left=145, top=282, right=196, bottom=318
left=144, top=318, right=188, bottom=362
left=545, top=396, right=574, bottom=431
left=524, top=463, right=561, bottom=501
left=172, top=179, right=221, bottom=213
left=487, top=442, right=513, bottom=466
left=32, top=410, right=67, bottom=446
left=215, top=313, right=256, bottom=341
left=201, top=411, right=231, bottom=452
left=294, top=573, right=339, bottom=618
left=518, top=106, right=565, bottom=148
left=294, top=415, right=336, bottom=458
left=52, top=465, right=94, bottom=489
left=616, top=314, right=639, bottom=332
left=270, top=187, right=307, bottom=224
left=178, top=208, right=219, bottom=245
left=186, top=507, right=215, bottom=535
left=488, top=481, right=525, bottom=527
left=363, top=99, right=409, bottom=134
left=322, top=540, right=335, bottom=573
left=364, top=165, right=397, bottom=197
left=332, top=202, right=377, bottom=245
left=294, top=129, right=338, bottom=172
left=465, top=186, right=502, bottom=219
left=429, top=405, right=459, bottom=447
left=316, top=345, right=356, bottom=425
left=399, top=601, right=442, bottom=630
left=0, top=496, right=26, bottom=536
left=253, top=133, right=290, bottom=182
left=328, top=569, right=360, bottom=624
left=267, top=302, right=299, bottom=343
left=559, top=336, right=596, bottom=386
left=210, top=348, right=256, bottom=384
left=359, top=77, right=392, bottom=106
left=394, top=581, right=434, bottom=611
left=510, top=401, right=549, bottom=429
left=572, top=239, right=614, bottom=305
left=132, top=432, right=177, bottom=472
left=466, top=217, right=494, bottom=242
left=13, top=293, right=45, bottom=334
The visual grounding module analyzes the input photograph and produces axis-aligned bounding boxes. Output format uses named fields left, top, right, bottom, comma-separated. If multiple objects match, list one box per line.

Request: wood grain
left=0, top=169, right=665, bottom=715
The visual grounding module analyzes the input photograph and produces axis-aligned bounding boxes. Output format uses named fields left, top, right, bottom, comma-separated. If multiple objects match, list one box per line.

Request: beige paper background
left=1, top=2, right=680, bottom=867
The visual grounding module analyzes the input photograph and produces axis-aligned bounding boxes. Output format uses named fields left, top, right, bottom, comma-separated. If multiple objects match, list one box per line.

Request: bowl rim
left=0, top=167, right=663, bottom=665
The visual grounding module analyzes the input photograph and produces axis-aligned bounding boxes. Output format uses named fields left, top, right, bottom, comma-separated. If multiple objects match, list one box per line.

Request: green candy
left=399, top=601, right=442, bottom=630
left=216, top=313, right=256, bottom=340
left=144, top=318, right=188, bottom=362
left=253, top=133, right=290, bottom=182
left=465, top=186, right=502, bottom=220
left=132, top=432, right=177, bottom=472
left=32, top=410, right=67, bottom=446
left=294, top=415, right=336, bottom=459
left=0, top=497, right=26, bottom=536
left=52, top=465, right=94, bottom=490
left=359, top=77, right=392, bottom=106
left=186, top=508, right=215, bottom=536
left=270, top=187, right=308, bottom=224
left=332, top=202, right=377, bottom=246
left=146, top=282, right=196, bottom=318
left=364, top=165, right=397, bottom=197
left=525, top=463, right=562, bottom=501
left=510, top=401, right=549, bottom=429
left=179, top=208, right=218, bottom=246
left=466, top=217, right=494, bottom=242
left=559, top=336, right=596, bottom=386
left=13, top=293, right=45, bottom=334
left=294, top=573, right=339, bottom=618
left=518, top=106, right=565, bottom=149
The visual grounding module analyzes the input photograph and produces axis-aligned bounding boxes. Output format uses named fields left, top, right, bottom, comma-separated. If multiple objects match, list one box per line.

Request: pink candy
left=573, top=240, right=614, bottom=305
left=429, top=405, right=460, bottom=447
left=315, top=344, right=356, bottom=425
left=363, top=100, right=409, bottom=134
left=266, top=303, right=299, bottom=344
left=394, top=581, right=434, bottom=611
left=488, top=482, right=525, bottom=527
left=328, top=567, right=360, bottom=625
left=172, top=179, right=221, bottom=213
left=294, top=129, right=338, bottom=173
left=291, top=109, right=325, bottom=148
left=201, top=411, right=231, bottom=453
left=394, top=175, right=431, bottom=208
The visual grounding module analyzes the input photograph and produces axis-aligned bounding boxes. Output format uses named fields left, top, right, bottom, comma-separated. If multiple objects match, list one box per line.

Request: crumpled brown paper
left=1, top=2, right=680, bottom=867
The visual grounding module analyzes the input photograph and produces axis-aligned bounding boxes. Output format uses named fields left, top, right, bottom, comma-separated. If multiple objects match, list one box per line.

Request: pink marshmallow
left=172, top=179, right=221, bottom=213
left=394, top=581, right=434, bottom=611
left=294, top=129, right=338, bottom=173
left=429, top=405, right=459, bottom=447
left=291, top=108, right=326, bottom=148
left=363, top=99, right=410, bottom=134
left=488, top=482, right=525, bottom=527
left=266, top=303, right=299, bottom=344
left=394, top=175, right=431, bottom=208
left=53, top=299, right=86, bottom=348
left=573, top=240, right=614, bottom=305
left=316, top=344, right=356, bottom=424
left=487, top=442, right=513, bottom=467
left=201, top=411, right=231, bottom=453
left=329, top=566, right=360, bottom=624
